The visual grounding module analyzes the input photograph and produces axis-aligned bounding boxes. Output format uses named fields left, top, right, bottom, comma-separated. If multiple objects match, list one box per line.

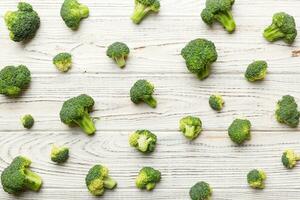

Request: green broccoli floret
left=0, top=65, right=31, bottom=97
left=263, top=12, right=297, bottom=44
left=85, top=165, right=117, bottom=196
left=60, top=0, right=89, bottom=30
left=245, top=60, right=268, bottom=82
left=228, top=119, right=251, bottom=145
left=131, top=0, right=160, bottom=24
left=135, top=167, right=161, bottom=191
left=53, top=53, right=72, bottom=72
left=130, top=80, right=157, bottom=108
left=59, top=94, right=96, bottom=135
left=247, top=169, right=266, bottom=189
left=209, top=94, right=224, bottom=111
left=281, top=149, right=300, bottom=169
left=4, top=2, right=40, bottom=42
left=179, top=116, right=202, bottom=140
left=189, top=181, right=212, bottom=200
left=201, top=0, right=236, bottom=33
left=106, top=42, right=130, bottom=68
left=1, top=156, right=42, bottom=194
left=21, top=114, right=34, bottom=129
left=129, top=130, right=157, bottom=153
left=51, top=145, right=69, bottom=164
left=275, top=95, right=300, bottom=128
left=181, top=39, right=218, bottom=80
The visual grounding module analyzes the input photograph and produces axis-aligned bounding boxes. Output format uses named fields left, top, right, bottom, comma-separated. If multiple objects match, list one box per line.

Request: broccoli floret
left=181, top=39, right=218, bottom=80
left=51, top=145, right=69, bottom=164
left=59, top=94, right=96, bottom=135
left=21, top=114, right=34, bottom=129
left=130, top=80, right=157, bottom=108
left=247, top=169, right=266, bottom=189
left=136, top=167, right=161, bottom=191
left=275, top=95, right=300, bottom=128
left=0, top=65, right=31, bottom=97
left=189, top=181, right=212, bottom=200
left=131, top=0, right=160, bottom=24
left=129, top=130, right=157, bottom=153
left=263, top=12, right=297, bottom=44
left=228, top=119, right=251, bottom=145
left=53, top=53, right=72, bottom=72
left=1, top=156, right=42, bottom=194
left=60, top=0, right=89, bottom=30
left=281, top=149, right=300, bottom=169
left=85, top=165, right=117, bottom=196
left=245, top=60, right=268, bottom=82
left=209, top=94, right=224, bottom=111
left=179, top=116, right=202, bottom=140
left=201, top=0, right=236, bottom=33
left=106, top=42, right=130, bottom=68
left=4, top=2, right=40, bottom=42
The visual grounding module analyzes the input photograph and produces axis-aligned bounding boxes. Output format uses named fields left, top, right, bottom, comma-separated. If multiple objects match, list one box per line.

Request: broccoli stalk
left=23, top=169, right=42, bottom=191
left=74, top=111, right=96, bottom=134
left=131, top=0, right=160, bottom=24
left=214, top=10, right=235, bottom=33
left=263, top=24, right=285, bottom=42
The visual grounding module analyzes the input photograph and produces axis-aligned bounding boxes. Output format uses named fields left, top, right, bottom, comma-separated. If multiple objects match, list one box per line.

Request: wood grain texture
left=0, top=0, right=300, bottom=199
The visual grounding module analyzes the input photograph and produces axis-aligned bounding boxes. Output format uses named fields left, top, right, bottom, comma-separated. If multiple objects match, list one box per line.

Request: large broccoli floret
left=51, top=145, right=69, bottom=164
left=275, top=95, right=300, bottom=128
left=60, top=0, right=89, bottom=30
left=85, top=165, right=117, bottom=196
left=179, top=116, right=202, bottom=140
left=130, top=80, right=157, bottom=108
left=228, top=119, right=251, bottom=145
left=263, top=12, right=297, bottom=44
left=106, top=42, right=130, bottom=68
left=59, top=94, right=96, bottom=135
left=189, top=181, right=212, bottom=200
left=0, top=65, right=31, bottom=97
left=4, top=2, right=40, bottom=42
left=135, top=167, right=161, bottom=191
left=201, top=0, right=236, bottom=33
left=247, top=169, right=266, bottom=189
left=181, top=39, right=218, bottom=80
left=129, top=130, right=157, bottom=153
left=1, top=156, right=42, bottom=194
left=53, top=53, right=72, bottom=72
left=131, top=0, right=160, bottom=24
left=245, top=60, right=268, bottom=82
left=209, top=94, right=224, bottom=111
left=282, top=149, right=300, bottom=169
left=21, top=114, right=34, bottom=129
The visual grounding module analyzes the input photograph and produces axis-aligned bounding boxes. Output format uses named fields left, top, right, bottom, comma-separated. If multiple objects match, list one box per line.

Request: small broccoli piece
left=281, top=149, right=300, bottom=169
left=179, top=116, right=202, bottom=140
left=21, top=114, right=34, bottom=129
left=245, top=60, right=268, bottom=82
left=228, top=119, right=251, bottom=145
left=263, top=12, right=297, bottom=44
left=136, top=167, right=161, bottom=191
left=0, top=65, right=31, bottom=97
left=201, top=0, right=236, bottom=33
left=130, top=80, right=157, bottom=108
left=85, top=165, right=117, bottom=196
left=275, top=95, right=300, bottom=128
left=4, top=2, right=40, bottom=42
left=247, top=169, right=266, bottom=189
left=53, top=53, right=72, bottom=72
left=129, top=130, right=157, bottom=153
left=131, top=0, right=160, bottom=24
left=59, top=94, right=96, bottom=135
left=181, top=39, right=218, bottom=80
left=51, top=145, right=69, bottom=164
left=189, top=181, right=212, bottom=200
left=60, top=0, right=89, bottom=30
left=209, top=94, right=224, bottom=111
left=1, top=156, right=42, bottom=194
left=106, top=42, right=130, bottom=68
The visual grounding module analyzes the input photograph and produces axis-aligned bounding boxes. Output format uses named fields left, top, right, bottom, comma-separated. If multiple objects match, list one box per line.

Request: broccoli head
left=4, top=2, right=40, bottom=42
left=130, top=79, right=157, bottom=108
left=1, top=156, right=42, bottom=194
left=21, top=114, right=34, bottom=129
left=189, top=181, right=212, bottom=200
left=106, top=42, right=130, bottom=68
left=247, top=169, right=266, bottom=189
left=131, top=0, right=160, bottom=24
left=59, top=94, right=96, bottom=135
left=228, top=119, right=251, bottom=145
left=181, top=39, right=218, bottom=80
left=85, top=165, right=117, bottom=196
left=209, top=94, right=224, bottom=111
left=179, top=116, right=202, bottom=140
left=60, top=0, right=89, bottom=30
left=136, top=167, right=161, bottom=191
left=0, top=65, right=31, bottom=97
left=281, top=149, right=300, bottom=169
left=51, top=145, right=69, bottom=164
left=129, top=130, right=157, bottom=153
left=263, top=12, right=297, bottom=44
left=245, top=60, right=268, bottom=82
left=201, top=0, right=236, bottom=33
left=53, top=53, right=72, bottom=72
left=275, top=95, right=300, bottom=128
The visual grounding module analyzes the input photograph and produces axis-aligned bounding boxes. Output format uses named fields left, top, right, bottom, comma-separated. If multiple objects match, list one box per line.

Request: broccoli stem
left=143, top=97, right=157, bottom=108
left=215, top=11, right=236, bottom=33
left=263, top=24, right=285, bottom=42
left=184, top=125, right=196, bottom=139
left=74, top=111, right=96, bottom=135
left=104, top=177, right=117, bottom=189
left=114, top=56, right=126, bottom=68
left=131, top=3, right=150, bottom=24
left=79, top=5, right=89, bottom=18
left=138, top=135, right=151, bottom=152
left=146, top=182, right=156, bottom=190
left=24, top=169, right=42, bottom=191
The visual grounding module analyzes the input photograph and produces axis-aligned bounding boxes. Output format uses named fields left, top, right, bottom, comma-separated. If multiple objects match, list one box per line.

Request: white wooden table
left=0, top=0, right=300, bottom=199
